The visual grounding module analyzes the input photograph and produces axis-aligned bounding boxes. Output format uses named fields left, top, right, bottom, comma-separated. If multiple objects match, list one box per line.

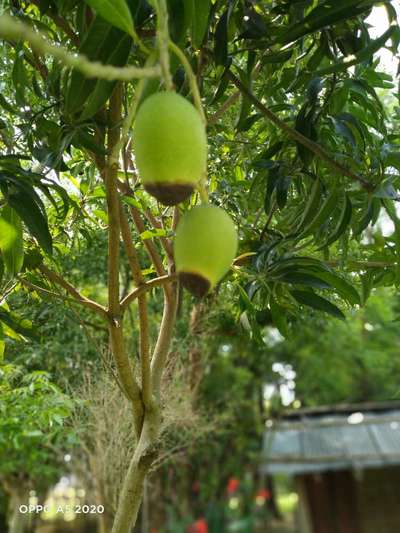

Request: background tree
left=271, top=287, right=400, bottom=406
left=0, top=364, right=74, bottom=533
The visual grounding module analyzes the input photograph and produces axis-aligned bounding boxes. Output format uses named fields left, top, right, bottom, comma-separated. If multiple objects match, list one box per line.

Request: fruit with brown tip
left=133, top=92, right=207, bottom=206
left=174, top=205, right=238, bottom=297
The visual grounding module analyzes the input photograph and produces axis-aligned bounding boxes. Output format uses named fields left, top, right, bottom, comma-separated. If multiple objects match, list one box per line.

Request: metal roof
left=261, top=406, right=400, bottom=475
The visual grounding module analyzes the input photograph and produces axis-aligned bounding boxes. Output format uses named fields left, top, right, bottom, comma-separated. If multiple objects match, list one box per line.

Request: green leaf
left=308, top=271, right=361, bottom=305
left=332, top=117, right=357, bottom=148
left=84, top=0, right=135, bottom=37
left=374, top=178, right=398, bottom=200
left=12, top=54, right=29, bottom=106
left=315, top=26, right=400, bottom=77
left=297, top=179, right=322, bottom=231
left=277, top=1, right=377, bottom=45
left=270, top=298, right=288, bottom=337
left=291, top=290, right=345, bottom=319
left=7, top=189, right=52, bottom=255
left=64, top=17, right=112, bottom=114
left=298, top=189, right=339, bottom=240
left=167, top=0, right=193, bottom=45
left=0, top=308, right=37, bottom=339
left=214, top=6, right=233, bottom=66
left=64, top=18, right=130, bottom=115
left=192, top=0, right=210, bottom=48
left=295, top=104, right=318, bottom=165
left=0, top=323, right=4, bottom=362
left=276, top=176, right=291, bottom=210
left=317, top=194, right=352, bottom=249
left=79, top=34, right=132, bottom=119
left=72, top=130, right=107, bottom=155
left=280, top=272, right=331, bottom=289
left=140, top=228, right=167, bottom=240
left=271, top=256, right=332, bottom=275
left=0, top=206, right=24, bottom=276
left=353, top=198, right=380, bottom=236
left=0, top=94, right=19, bottom=115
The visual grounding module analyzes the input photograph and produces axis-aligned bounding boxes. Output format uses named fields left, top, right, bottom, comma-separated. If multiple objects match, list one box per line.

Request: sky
left=366, top=3, right=400, bottom=77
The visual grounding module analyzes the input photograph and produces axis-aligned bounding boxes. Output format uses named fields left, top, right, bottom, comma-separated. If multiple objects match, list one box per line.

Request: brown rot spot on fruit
left=144, top=183, right=194, bottom=206
left=179, top=272, right=211, bottom=298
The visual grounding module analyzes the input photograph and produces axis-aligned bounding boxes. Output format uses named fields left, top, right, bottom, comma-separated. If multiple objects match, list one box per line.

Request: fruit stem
left=197, top=178, right=209, bottom=204
left=169, top=40, right=207, bottom=125
left=153, top=0, right=174, bottom=91
left=110, top=55, right=157, bottom=171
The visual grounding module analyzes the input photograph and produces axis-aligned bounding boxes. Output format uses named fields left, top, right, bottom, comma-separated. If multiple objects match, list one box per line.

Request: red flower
left=226, top=477, right=240, bottom=495
left=187, top=518, right=208, bottom=533
left=255, top=489, right=271, bottom=502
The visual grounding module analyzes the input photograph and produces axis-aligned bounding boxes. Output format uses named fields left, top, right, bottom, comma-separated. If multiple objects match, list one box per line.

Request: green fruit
left=174, top=205, right=238, bottom=297
left=133, top=92, right=207, bottom=206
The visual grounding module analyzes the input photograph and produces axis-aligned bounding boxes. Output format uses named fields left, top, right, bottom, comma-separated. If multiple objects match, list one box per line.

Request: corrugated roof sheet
left=261, top=409, right=400, bottom=475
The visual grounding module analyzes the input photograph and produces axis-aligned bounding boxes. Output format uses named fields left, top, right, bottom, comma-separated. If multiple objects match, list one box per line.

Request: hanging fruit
left=133, top=92, right=207, bottom=206
left=174, top=205, right=238, bottom=297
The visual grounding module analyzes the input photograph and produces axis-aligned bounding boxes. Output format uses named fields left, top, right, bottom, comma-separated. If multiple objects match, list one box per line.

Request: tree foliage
left=0, top=0, right=399, bottom=530
left=0, top=364, right=74, bottom=487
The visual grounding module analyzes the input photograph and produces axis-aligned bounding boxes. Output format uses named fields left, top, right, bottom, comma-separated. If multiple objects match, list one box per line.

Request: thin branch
left=208, top=57, right=265, bottom=126
left=106, top=86, right=143, bottom=433
left=138, top=294, right=151, bottom=407
left=0, top=14, right=161, bottom=81
left=144, top=208, right=173, bottom=262
left=30, top=49, right=49, bottom=78
left=119, top=203, right=151, bottom=407
left=155, top=0, right=173, bottom=90
left=227, top=71, right=374, bottom=192
left=119, top=204, right=145, bottom=285
left=327, top=260, right=399, bottom=269
left=0, top=282, right=18, bottom=304
left=106, top=86, right=123, bottom=317
left=130, top=205, right=168, bottom=279
left=116, top=182, right=168, bottom=281
left=120, top=274, right=177, bottom=312
left=38, top=264, right=108, bottom=320
left=109, top=325, right=144, bottom=437
left=208, top=90, right=241, bottom=125
left=172, top=206, right=180, bottom=232
left=150, top=290, right=178, bottom=398
left=169, top=41, right=206, bottom=123
left=19, top=277, right=81, bottom=305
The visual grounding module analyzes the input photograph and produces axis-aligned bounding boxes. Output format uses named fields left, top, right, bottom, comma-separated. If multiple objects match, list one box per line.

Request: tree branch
left=119, top=204, right=144, bottom=285
left=38, top=264, right=108, bottom=320
left=227, top=71, right=374, bottom=193
left=138, top=294, right=151, bottom=407
left=109, top=325, right=144, bottom=436
left=150, top=290, right=178, bottom=397
left=208, top=90, right=241, bottom=125
left=116, top=181, right=168, bottom=280
left=106, top=86, right=123, bottom=317
left=119, top=203, right=151, bottom=407
left=120, top=274, right=177, bottom=312
left=0, top=14, right=161, bottom=81
left=327, top=259, right=399, bottom=269
left=105, top=86, right=143, bottom=432
left=130, top=205, right=168, bottom=280
left=144, top=208, right=173, bottom=262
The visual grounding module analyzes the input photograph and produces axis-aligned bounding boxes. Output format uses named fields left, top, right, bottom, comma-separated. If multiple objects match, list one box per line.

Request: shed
left=261, top=402, right=400, bottom=533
